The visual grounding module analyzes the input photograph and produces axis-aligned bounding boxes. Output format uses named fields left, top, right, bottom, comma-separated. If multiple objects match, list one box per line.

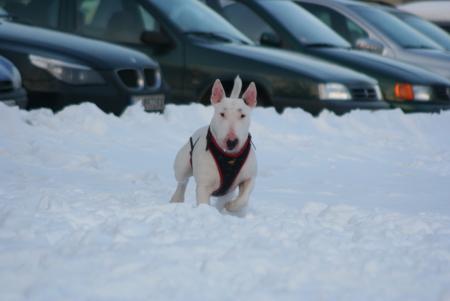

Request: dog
left=170, top=76, right=257, bottom=212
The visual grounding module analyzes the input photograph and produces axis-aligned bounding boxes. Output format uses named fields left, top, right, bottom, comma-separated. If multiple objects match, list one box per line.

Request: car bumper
left=0, top=88, right=28, bottom=109
left=275, top=96, right=390, bottom=115
left=389, top=101, right=450, bottom=113
left=25, top=81, right=167, bottom=115
left=320, top=99, right=390, bottom=113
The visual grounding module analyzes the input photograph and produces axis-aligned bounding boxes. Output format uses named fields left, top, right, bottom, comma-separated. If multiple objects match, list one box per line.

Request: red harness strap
left=188, top=128, right=253, bottom=197
left=189, top=136, right=200, bottom=167
left=206, top=128, right=252, bottom=197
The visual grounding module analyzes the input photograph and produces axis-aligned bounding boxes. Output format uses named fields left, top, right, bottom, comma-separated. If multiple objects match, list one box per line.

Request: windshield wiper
left=0, top=13, right=32, bottom=25
left=305, top=42, right=346, bottom=49
left=184, top=31, right=251, bottom=45
left=403, top=45, right=436, bottom=50
left=184, top=31, right=233, bottom=43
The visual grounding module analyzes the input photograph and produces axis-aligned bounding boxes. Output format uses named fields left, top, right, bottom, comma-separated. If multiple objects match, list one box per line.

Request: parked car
left=0, top=0, right=390, bottom=115
left=297, top=0, right=450, bottom=82
left=385, top=5, right=450, bottom=51
left=0, top=55, right=27, bottom=108
left=0, top=18, right=165, bottom=115
left=205, top=0, right=450, bottom=112
left=398, top=1, right=450, bottom=33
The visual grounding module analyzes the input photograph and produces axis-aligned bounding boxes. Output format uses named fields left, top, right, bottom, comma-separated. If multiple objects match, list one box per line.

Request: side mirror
left=260, top=32, right=282, bottom=47
left=140, top=30, right=172, bottom=48
left=355, top=37, right=384, bottom=54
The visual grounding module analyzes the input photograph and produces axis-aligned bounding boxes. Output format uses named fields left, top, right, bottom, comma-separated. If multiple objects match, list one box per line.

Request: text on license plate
left=132, top=94, right=165, bottom=111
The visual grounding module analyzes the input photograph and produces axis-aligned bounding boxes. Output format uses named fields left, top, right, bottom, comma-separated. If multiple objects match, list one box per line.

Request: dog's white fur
left=170, top=76, right=257, bottom=212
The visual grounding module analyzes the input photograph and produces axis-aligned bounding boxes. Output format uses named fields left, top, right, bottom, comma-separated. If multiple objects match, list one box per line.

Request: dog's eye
left=220, top=112, right=225, bottom=118
left=241, top=114, right=246, bottom=119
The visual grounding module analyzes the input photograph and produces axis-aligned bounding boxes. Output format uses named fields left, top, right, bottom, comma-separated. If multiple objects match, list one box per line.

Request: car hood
left=0, top=21, right=158, bottom=70
left=199, top=42, right=377, bottom=85
left=311, top=47, right=450, bottom=85
left=402, top=48, right=450, bottom=80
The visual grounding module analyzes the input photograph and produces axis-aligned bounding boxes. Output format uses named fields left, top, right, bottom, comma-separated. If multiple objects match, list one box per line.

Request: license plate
left=132, top=94, right=165, bottom=111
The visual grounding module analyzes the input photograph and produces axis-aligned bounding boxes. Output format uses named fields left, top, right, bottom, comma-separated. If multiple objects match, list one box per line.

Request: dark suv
left=0, top=0, right=391, bottom=115
left=0, top=15, right=165, bottom=115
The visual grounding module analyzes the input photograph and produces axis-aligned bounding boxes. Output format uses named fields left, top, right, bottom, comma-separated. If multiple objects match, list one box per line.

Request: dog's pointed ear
left=242, top=82, right=257, bottom=108
left=211, top=79, right=225, bottom=105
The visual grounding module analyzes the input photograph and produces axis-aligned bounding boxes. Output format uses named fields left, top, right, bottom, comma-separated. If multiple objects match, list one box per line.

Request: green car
left=0, top=0, right=389, bottom=115
left=206, top=0, right=450, bottom=112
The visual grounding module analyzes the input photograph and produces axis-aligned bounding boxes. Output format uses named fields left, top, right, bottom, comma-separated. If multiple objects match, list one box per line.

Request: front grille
left=117, top=69, right=140, bottom=89
left=350, top=87, right=378, bottom=101
left=434, top=86, right=450, bottom=101
left=0, top=80, right=13, bottom=92
left=117, top=68, right=160, bottom=90
left=144, top=68, right=157, bottom=87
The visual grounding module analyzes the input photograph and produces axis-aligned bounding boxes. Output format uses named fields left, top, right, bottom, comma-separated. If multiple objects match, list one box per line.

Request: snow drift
left=1, top=103, right=450, bottom=301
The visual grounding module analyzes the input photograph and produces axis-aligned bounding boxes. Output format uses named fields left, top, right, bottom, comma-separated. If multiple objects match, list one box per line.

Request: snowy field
left=1, top=102, right=450, bottom=301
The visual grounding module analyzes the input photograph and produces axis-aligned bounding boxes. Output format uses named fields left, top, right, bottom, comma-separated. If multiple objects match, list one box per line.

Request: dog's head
left=209, top=76, right=257, bottom=153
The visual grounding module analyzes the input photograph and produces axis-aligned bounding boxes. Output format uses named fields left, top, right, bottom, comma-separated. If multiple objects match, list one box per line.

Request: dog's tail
left=230, top=75, right=242, bottom=99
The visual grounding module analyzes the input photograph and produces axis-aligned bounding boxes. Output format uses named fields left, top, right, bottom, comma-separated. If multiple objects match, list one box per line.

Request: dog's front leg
left=225, top=178, right=254, bottom=212
left=170, top=180, right=188, bottom=203
left=196, top=185, right=212, bottom=206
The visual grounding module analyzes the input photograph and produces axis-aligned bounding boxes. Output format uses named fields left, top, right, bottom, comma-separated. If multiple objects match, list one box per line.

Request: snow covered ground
left=1, top=102, right=450, bottom=301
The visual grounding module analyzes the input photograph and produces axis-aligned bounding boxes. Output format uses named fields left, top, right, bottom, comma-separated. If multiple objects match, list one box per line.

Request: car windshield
left=393, top=12, right=450, bottom=51
left=151, top=0, right=252, bottom=44
left=258, top=0, right=350, bottom=48
left=352, top=5, right=443, bottom=50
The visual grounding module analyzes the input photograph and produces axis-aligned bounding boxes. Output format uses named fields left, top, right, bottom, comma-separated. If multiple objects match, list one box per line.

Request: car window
left=151, top=0, right=250, bottom=43
left=351, top=4, right=443, bottom=50
left=257, top=1, right=350, bottom=48
left=0, top=0, right=60, bottom=28
left=394, top=12, right=450, bottom=51
left=346, top=18, right=368, bottom=44
left=220, top=1, right=277, bottom=44
left=441, top=24, right=450, bottom=34
left=76, top=0, right=159, bottom=44
left=300, top=2, right=368, bottom=46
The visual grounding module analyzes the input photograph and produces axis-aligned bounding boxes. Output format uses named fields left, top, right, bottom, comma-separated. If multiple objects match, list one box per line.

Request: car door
left=66, top=0, right=185, bottom=100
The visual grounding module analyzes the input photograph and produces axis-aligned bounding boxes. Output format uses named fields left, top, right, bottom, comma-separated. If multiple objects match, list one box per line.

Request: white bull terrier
left=170, top=76, right=257, bottom=212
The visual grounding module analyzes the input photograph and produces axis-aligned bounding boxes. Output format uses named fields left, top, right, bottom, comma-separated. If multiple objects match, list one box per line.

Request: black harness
left=190, top=127, right=252, bottom=197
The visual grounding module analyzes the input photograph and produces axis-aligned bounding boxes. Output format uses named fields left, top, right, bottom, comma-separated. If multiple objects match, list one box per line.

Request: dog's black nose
left=226, top=138, right=239, bottom=150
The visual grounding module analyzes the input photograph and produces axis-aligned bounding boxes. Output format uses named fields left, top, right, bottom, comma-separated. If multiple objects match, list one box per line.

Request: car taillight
left=394, top=83, right=414, bottom=101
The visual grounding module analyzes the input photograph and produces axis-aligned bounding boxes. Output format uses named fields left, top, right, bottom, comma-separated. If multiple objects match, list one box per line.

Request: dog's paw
left=223, top=202, right=248, bottom=217
left=224, top=200, right=244, bottom=212
left=170, top=198, right=184, bottom=203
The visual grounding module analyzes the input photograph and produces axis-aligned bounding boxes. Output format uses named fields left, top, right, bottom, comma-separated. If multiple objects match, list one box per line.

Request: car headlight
left=318, top=83, right=351, bottom=101
left=413, top=85, right=431, bottom=102
left=11, top=65, right=22, bottom=89
left=29, top=54, right=105, bottom=85
left=374, top=84, right=383, bottom=100
left=394, top=83, right=431, bottom=102
left=154, top=69, right=162, bottom=89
